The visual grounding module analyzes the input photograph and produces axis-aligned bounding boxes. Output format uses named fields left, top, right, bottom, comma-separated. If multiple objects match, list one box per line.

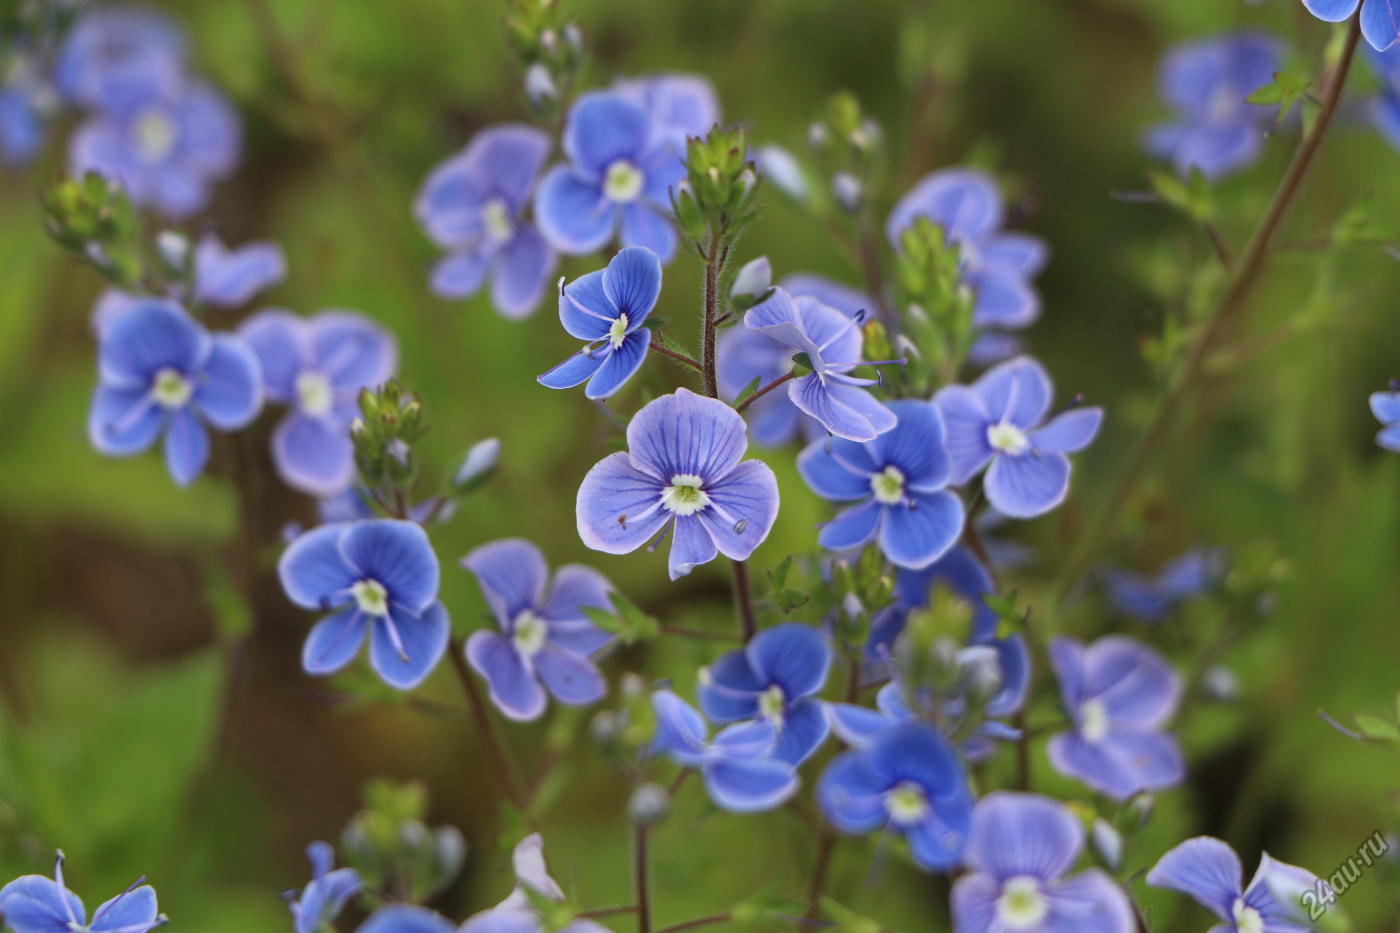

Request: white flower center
left=883, top=781, right=928, bottom=825
left=351, top=579, right=389, bottom=617
left=512, top=610, right=548, bottom=656
left=870, top=465, right=905, bottom=504
left=1079, top=698, right=1111, bottom=743
left=1232, top=898, right=1264, bottom=933
left=661, top=474, right=711, bottom=516
left=296, top=370, right=334, bottom=417
left=482, top=197, right=514, bottom=243
left=151, top=367, right=192, bottom=408
left=132, top=108, right=177, bottom=163
left=758, top=684, right=785, bottom=723
left=986, top=421, right=1030, bottom=455
left=608, top=312, right=630, bottom=349
left=996, top=876, right=1049, bottom=929
left=604, top=160, right=644, bottom=202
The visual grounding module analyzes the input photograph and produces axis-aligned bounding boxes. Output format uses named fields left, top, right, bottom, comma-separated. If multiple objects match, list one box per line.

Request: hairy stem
left=729, top=560, right=757, bottom=642
left=447, top=639, right=527, bottom=809
left=651, top=340, right=705, bottom=372
left=1055, top=14, right=1363, bottom=600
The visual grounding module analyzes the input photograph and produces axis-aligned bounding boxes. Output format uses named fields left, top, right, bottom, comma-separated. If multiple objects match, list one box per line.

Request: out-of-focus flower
left=0, top=53, right=55, bottom=166
left=1301, top=0, right=1400, bottom=54
left=613, top=72, right=719, bottom=147
left=755, top=144, right=807, bottom=201
left=191, top=234, right=286, bottom=308
left=0, top=851, right=165, bottom=933
left=1369, top=386, right=1400, bottom=451
left=286, top=842, right=361, bottom=933
left=1148, top=836, right=1323, bottom=932
left=55, top=5, right=185, bottom=107
left=1101, top=549, right=1225, bottom=622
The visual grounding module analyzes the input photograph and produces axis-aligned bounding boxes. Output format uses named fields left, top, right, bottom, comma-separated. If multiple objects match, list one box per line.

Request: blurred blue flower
left=88, top=300, right=261, bottom=486
left=538, top=246, right=658, bottom=399
left=55, top=5, right=185, bottom=107
left=1148, top=837, right=1323, bottom=933
left=698, top=622, right=832, bottom=765
left=651, top=689, right=799, bottom=812
left=240, top=310, right=397, bottom=496
left=743, top=287, right=896, bottom=441
left=827, top=680, right=1022, bottom=765
left=1047, top=635, right=1184, bottom=799
left=576, top=388, right=779, bottom=579
left=613, top=72, right=719, bottom=147
left=887, top=168, right=1048, bottom=332
left=0, top=851, right=164, bottom=933
left=1101, top=548, right=1225, bottom=622
left=816, top=722, right=973, bottom=871
left=457, top=833, right=612, bottom=933
left=934, top=355, right=1102, bottom=519
left=286, top=842, right=361, bottom=933
left=69, top=68, right=241, bottom=218
left=278, top=519, right=449, bottom=690
left=192, top=234, right=286, bottom=309
left=755, top=144, right=807, bottom=201
left=1145, top=33, right=1282, bottom=180
left=797, top=400, right=965, bottom=570
left=534, top=90, right=683, bottom=262
left=461, top=538, right=613, bottom=722
left=1370, top=386, right=1400, bottom=450
left=0, top=53, right=53, bottom=166
left=415, top=124, right=557, bottom=318
left=1367, top=45, right=1400, bottom=149
left=951, top=793, right=1136, bottom=933
left=1302, top=0, right=1400, bottom=53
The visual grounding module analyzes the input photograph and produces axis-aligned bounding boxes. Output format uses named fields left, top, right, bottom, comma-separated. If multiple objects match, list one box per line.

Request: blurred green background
left=0, top=0, right=1397, bottom=930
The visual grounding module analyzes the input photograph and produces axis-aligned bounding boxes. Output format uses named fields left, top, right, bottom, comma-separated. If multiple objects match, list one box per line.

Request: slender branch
left=577, top=905, right=638, bottom=920
left=447, top=638, right=527, bottom=809
left=655, top=915, right=731, bottom=933
left=651, top=339, right=704, bottom=372
left=700, top=236, right=726, bottom=398
left=735, top=372, right=796, bottom=413
left=660, top=624, right=742, bottom=642
left=730, top=560, right=757, bottom=642
left=857, top=210, right=894, bottom=328
left=804, top=829, right=838, bottom=920
left=1054, top=14, right=1363, bottom=600
left=633, top=826, right=652, bottom=933
left=1014, top=708, right=1032, bottom=791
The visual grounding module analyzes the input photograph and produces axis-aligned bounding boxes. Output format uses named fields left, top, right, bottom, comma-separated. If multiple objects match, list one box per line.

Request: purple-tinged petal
left=1244, top=852, right=1324, bottom=927
left=194, top=334, right=262, bottom=430
left=358, top=905, right=459, bottom=933
left=340, top=520, right=439, bottom=614
left=747, top=623, right=831, bottom=699
left=1371, top=390, right=1400, bottom=424
left=602, top=245, right=663, bottom=319
left=490, top=227, right=555, bottom=319
left=1146, top=837, right=1242, bottom=919
left=1103, top=729, right=1184, bottom=791
left=650, top=689, right=711, bottom=765
left=1045, top=732, right=1142, bottom=800
left=668, top=514, right=718, bottom=579
left=88, top=385, right=162, bottom=456
left=193, top=236, right=286, bottom=308
left=311, top=312, right=397, bottom=392
left=773, top=697, right=830, bottom=765
left=973, top=355, right=1053, bottom=428
left=460, top=908, right=541, bottom=933
left=964, top=792, right=1083, bottom=882
left=538, top=349, right=606, bottom=390
left=238, top=309, right=308, bottom=402
left=563, top=91, right=652, bottom=178
left=789, top=376, right=896, bottom=442
left=279, top=523, right=355, bottom=609
left=533, top=644, right=606, bottom=705
left=972, top=273, right=1039, bottom=329
left=950, top=872, right=1001, bottom=933
left=1042, top=870, right=1137, bottom=933
left=558, top=268, right=614, bottom=338
left=1033, top=407, right=1103, bottom=453
left=462, top=538, right=549, bottom=624
left=89, top=886, right=158, bottom=933
left=626, top=388, right=748, bottom=481
left=466, top=630, right=547, bottom=721
left=782, top=274, right=870, bottom=317
left=984, top=450, right=1071, bottom=519
left=541, top=564, right=613, bottom=654
left=576, top=451, right=668, bottom=553
left=879, top=491, right=965, bottom=570
left=431, top=250, right=490, bottom=300
left=982, top=233, right=1049, bottom=276
left=798, top=439, right=876, bottom=501
left=1379, top=421, right=1400, bottom=451
left=534, top=166, right=614, bottom=254
left=744, top=288, right=822, bottom=357
left=887, top=168, right=1004, bottom=247
left=696, top=459, right=780, bottom=561
left=273, top=414, right=356, bottom=497
left=1048, top=636, right=1088, bottom=707
left=619, top=205, right=677, bottom=264
left=584, top=329, right=651, bottom=400
left=302, top=609, right=367, bottom=675
left=818, top=500, right=883, bottom=551
left=1084, top=636, right=1182, bottom=728
left=932, top=385, right=994, bottom=485
left=164, top=407, right=209, bottom=487
left=703, top=757, right=798, bottom=813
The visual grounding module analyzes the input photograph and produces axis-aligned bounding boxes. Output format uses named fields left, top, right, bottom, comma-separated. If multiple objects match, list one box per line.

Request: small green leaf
left=733, top=375, right=764, bottom=408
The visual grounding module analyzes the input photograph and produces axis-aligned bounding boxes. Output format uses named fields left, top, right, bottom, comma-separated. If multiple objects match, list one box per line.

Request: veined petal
left=878, top=490, right=965, bottom=571
left=302, top=609, right=367, bottom=675
left=696, top=459, right=780, bottom=561
left=620, top=204, right=677, bottom=264
left=490, top=226, right=555, bottom=319
left=576, top=451, right=668, bottom=554
left=369, top=603, right=449, bottom=689
left=626, top=388, right=748, bottom=481
left=533, top=644, right=606, bottom=706
left=887, top=168, right=1004, bottom=247
left=88, top=384, right=162, bottom=456
left=310, top=311, right=397, bottom=392
left=602, top=245, right=663, bottom=320
left=1045, top=732, right=1142, bottom=800
left=826, top=702, right=893, bottom=748
left=1362, top=0, right=1400, bottom=52
left=1084, top=636, right=1182, bottom=728
left=99, top=300, right=211, bottom=387
left=1302, top=0, right=1362, bottom=21
left=194, top=334, right=262, bottom=430
left=339, top=520, right=440, bottom=614
left=89, top=884, right=159, bottom=933
left=1033, top=407, right=1103, bottom=453
left=772, top=697, right=830, bottom=766
left=703, top=757, right=798, bottom=813
left=164, top=407, right=210, bottom=487
left=238, top=309, right=308, bottom=401
left=789, top=376, right=895, bottom=442
left=971, top=272, right=1039, bottom=330
left=868, top=400, right=952, bottom=489
left=431, top=249, right=490, bottom=300
left=1043, top=870, right=1137, bottom=933
left=650, top=689, right=711, bottom=764
left=982, top=233, right=1049, bottom=276
left=963, top=792, right=1083, bottom=882
left=461, top=538, right=549, bottom=623
left=984, top=450, right=1071, bottom=519
left=272, top=414, right=356, bottom=497
left=798, top=438, right=877, bottom=501
left=193, top=236, right=286, bottom=308
left=466, top=630, right=547, bottom=721
left=668, top=514, right=718, bottom=579
left=817, top=750, right=889, bottom=833
left=1146, top=836, right=1242, bottom=920
left=697, top=651, right=763, bottom=722
left=933, top=385, right=995, bottom=485
left=563, top=91, right=651, bottom=178
left=279, top=523, right=355, bottom=609
left=0, top=875, right=84, bottom=931
left=538, top=348, right=606, bottom=390
left=972, top=355, right=1053, bottom=428
left=747, top=623, right=831, bottom=699
left=358, top=905, right=459, bottom=933
left=818, top=500, right=883, bottom=551
left=534, top=166, right=614, bottom=255
left=584, top=329, right=651, bottom=400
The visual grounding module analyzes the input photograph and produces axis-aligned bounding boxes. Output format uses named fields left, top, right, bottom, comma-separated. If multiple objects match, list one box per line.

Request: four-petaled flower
left=415, top=125, right=557, bottom=318
left=1148, top=836, right=1323, bottom=933
left=88, top=300, right=262, bottom=486
left=743, top=287, right=896, bottom=442
left=240, top=309, right=397, bottom=496
left=1145, top=34, right=1282, bottom=180
left=1302, top=0, right=1400, bottom=53
left=0, top=851, right=165, bottom=933
left=935, top=355, right=1103, bottom=519
left=651, top=689, right=799, bottom=812
left=278, top=519, right=449, bottom=690
left=613, top=72, right=720, bottom=148
left=1370, top=385, right=1400, bottom=451
left=538, top=246, right=659, bottom=400
left=462, top=538, right=614, bottom=721
left=286, top=842, right=361, bottom=933
left=887, top=168, right=1048, bottom=332
left=951, top=793, right=1136, bottom=933
left=534, top=90, right=684, bottom=262
left=576, top=388, right=780, bottom=579
left=1047, top=635, right=1185, bottom=799
left=797, top=399, right=966, bottom=570
left=817, top=722, right=974, bottom=871
left=698, top=622, right=832, bottom=765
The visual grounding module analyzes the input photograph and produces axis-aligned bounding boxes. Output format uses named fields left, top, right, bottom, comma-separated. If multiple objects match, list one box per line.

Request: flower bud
left=156, top=230, right=189, bottom=272
left=525, top=63, right=557, bottom=109
left=454, top=437, right=501, bottom=489
left=628, top=783, right=669, bottom=827
left=832, top=171, right=862, bottom=213
left=729, top=257, right=771, bottom=301
left=1091, top=818, right=1123, bottom=870
left=756, top=145, right=807, bottom=201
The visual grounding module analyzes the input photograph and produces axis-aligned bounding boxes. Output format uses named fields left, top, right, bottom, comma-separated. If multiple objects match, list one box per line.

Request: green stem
left=633, top=826, right=652, bottom=933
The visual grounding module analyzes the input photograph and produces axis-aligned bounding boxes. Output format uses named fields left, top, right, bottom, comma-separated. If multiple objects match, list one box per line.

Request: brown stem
left=577, top=905, right=638, bottom=920
left=804, top=829, right=838, bottom=920
left=655, top=915, right=731, bottom=933
left=700, top=237, right=725, bottom=398
left=730, top=560, right=757, bottom=643
left=1054, top=14, right=1363, bottom=600
left=447, top=638, right=527, bottom=809
left=659, top=624, right=742, bottom=642
left=734, top=371, right=796, bottom=413
left=651, top=340, right=704, bottom=372
left=633, top=826, right=652, bottom=933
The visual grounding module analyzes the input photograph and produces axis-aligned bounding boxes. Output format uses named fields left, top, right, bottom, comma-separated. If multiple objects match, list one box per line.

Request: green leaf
left=1353, top=714, right=1400, bottom=742
left=733, top=375, right=764, bottom=408
left=583, top=592, right=659, bottom=646
left=1148, top=168, right=1214, bottom=223
left=821, top=898, right=882, bottom=933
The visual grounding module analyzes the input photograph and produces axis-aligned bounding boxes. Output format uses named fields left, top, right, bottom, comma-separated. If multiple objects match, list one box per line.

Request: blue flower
left=1302, top=0, right=1400, bottom=53
left=1370, top=386, right=1400, bottom=450
left=651, top=689, right=799, bottom=812
left=886, top=169, right=1048, bottom=332
left=797, top=400, right=966, bottom=570
left=534, top=91, right=683, bottom=262
left=538, top=246, right=659, bottom=399
left=697, top=623, right=832, bottom=765
left=192, top=234, right=286, bottom=309
left=455, top=834, right=612, bottom=933
left=1101, top=548, right=1225, bottom=622
left=951, top=793, right=1136, bottom=933
left=88, top=300, right=262, bottom=486
left=55, top=5, right=185, bottom=107
left=69, top=69, right=241, bottom=218
left=1145, top=33, right=1282, bottom=180
left=1367, top=45, right=1400, bottom=149
left=827, top=681, right=1022, bottom=766
left=1148, top=837, right=1323, bottom=933
left=816, top=722, right=973, bottom=871
left=0, top=54, right=51, bottom=167
left=0, top=851, right=164, bottom=933
left=278, top=519, right=449, bottom=690
left=934, top=355, right=1103, bottom=519
left=240, top=310, right=397, bottom=496
left=613, top=73, right=720, bottom=148
left=1047, top=636, right=1184, bottom=800
left=461, top=538, right=613, bottom=722
left=356, top=905, right=457, bottom=933
left=576, top=388, right=780, bottom=579
left=742, top=287, right=896, bottom=442
left=415, top=125, right=557, bottom=318
left=286, top=842, right=361, bottom=933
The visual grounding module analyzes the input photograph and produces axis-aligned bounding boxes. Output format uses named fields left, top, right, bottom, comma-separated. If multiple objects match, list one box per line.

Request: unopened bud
left=156, top=230, right=189, bottom=272
left=832, top=172, right=862, bottom=213
left=755, top=144, right=806, bottom=201
left=729, top=257, right=771, bottom=300
left=628, top=783, right=669, bottom=826
left=1091, top=819, right=1123, bottom=870
left=454, top=437, right=500, bottom=489
left=525, top=63, right=557, bottom=108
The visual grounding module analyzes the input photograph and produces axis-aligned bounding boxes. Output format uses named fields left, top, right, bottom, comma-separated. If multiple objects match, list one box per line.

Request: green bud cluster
left=504, top=0, right=584, bottom=121
left=353, top=380, right=427, bottom=502
left=807, top=92, right=884, bottom=215
left=673, top=125, right=759, bottom=249
left=41, top=173, right=146, bottom=289
left=341, top=780, right=465, bottom=905
left=894, top=217, right=975, bottom=392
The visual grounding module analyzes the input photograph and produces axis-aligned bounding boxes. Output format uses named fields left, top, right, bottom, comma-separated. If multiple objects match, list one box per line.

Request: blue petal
left=1242, top=853, right=1324, bottom=927
left=357, top=905, right=460, bottom=933
left=817, top=750, right=889, bottom=833
left=971, top=272, right=1039, bottom=329
left=1048, top=637, right=1088, bottom=707
left=575, top=452, right=668, bottom=554
left=878, top=491, right=965, bottom=571
left=459, top=908, right=540, bottom=933
left=789, top=376, right=896, bottom=442
left=984, top=450, right=1071, bottom=519
left=584, top=329, right=651, bottom=400
left=193, top=236, right=286, bottom=308
left=88, top=385, right=162, bottom=456
left=614, top=73, right=719, bottom=143
left=194, top=334, right=262, bottom=430
left=602, top=245, right=663, bottom=320
left=311, top=312, right=397, bottom=393
left=238, top=310, right=308, bottom=402
left=273, top=413, right=356, bottom=496
left=669, top=514, right=718, bottom=580
left=950, top=873, right=1001, bottom=933
left=798, top=438, right=876, bottom=501
left=1370, top=91, right=1400, bottom=151
left=340, top=520, right=440, bottom=614
left=747, top=623, right=831, bottom=699
left=626, top=388, right=748, bottom=481
left=1046, top=732, right=1142, bottom=799
left=466, top=630, right=547, bottom=721
left=1302, top=0, right=1363, bottom=21
left=559, top=269, right=615, bottom=339
left=563, top=91, right=652, bottom=178
left=620, top=204, right=677, bottom=263
left=818, top=500, right=883, bottom=552
left=1363, top=0, right=1400, bottom=51
left=539, top=348, right=606, bottom=390
left=279, top=523, right=355, bottom=609
left=972, top=355, right=1053, bottom=429
left=698, top=651, right=763, bottom=722
left=744, top=287, right=822, bottom=356
left=696, top=459, right=780, bottom=561
left=1084, top=636, right=1182, bottom=728
left=1043, top=869, right=1137, bottom=933
left=1380, top=421, right=1400, bottom=451
left=302, top=609, right=368, bottom=675
left=887, top=168, right=1004, bottom=247
left=1171, top=122, right=1263, bottom=180
left=703, top=756, right=798, bottom=812
left=1033, top=407, right=1103, bottom=453
left=904, top=802, right=972, bottom=871
left=772, top=698, right=830, bottom=765
left=981, top=233, right=1049, bottom=276
left=826, top=702, right=893, bottom=748
left=490, top=226, right=555, bottom=319
left=1104, top=729, right=1184, bottom=792
left=650, top=689, right=711, bottom=764
left=99, top=300, right=211, bottom=387
left=0, top=876, right=84, bottom=932
left=533, top=643, right=606, bottom=705
left=460, top=538, right=549, bottom=624
left=164, top=407, right=209, bottom=487
left=1146, top=837, right=1242, bottom=920
left=711, top=718, right=779, bottom=758
left=782, top=274, right=869, bottom=317
left=964, top=792, right=1083, bottom=882
left=534, top=166, right=614, bottom=254
left=89, top=885, right=159, bottom=933
left=370, top=602, right=450, bottom=690
left=540, top=564, right=614, bottom=654
left=932, top=385, right=994, bottom=485
left=866, top=723, right=964, bottom=797
left=868, top=400, right=952, bottom=490
left=430, top=249, right=489, bottom=299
